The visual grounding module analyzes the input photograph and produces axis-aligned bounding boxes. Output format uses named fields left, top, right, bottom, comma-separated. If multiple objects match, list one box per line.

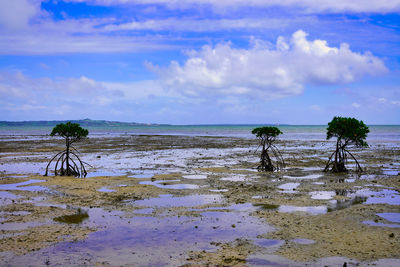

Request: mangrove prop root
left=44, top=147, right=89, bottom=178
left=257, top=144, right=285, bottom=172
left=324, top=147, right=363, bottom=173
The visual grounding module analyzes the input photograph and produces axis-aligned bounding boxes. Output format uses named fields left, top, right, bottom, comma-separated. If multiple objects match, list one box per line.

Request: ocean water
left=0, top=124, right=399, bottom=141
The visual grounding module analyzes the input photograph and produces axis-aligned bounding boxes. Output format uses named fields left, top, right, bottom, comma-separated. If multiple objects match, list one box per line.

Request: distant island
left=0, top=119, right=164, bottom=127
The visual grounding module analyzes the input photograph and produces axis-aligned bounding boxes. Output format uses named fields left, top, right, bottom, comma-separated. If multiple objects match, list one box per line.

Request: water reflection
left=327, top=196, right=367, bottom=212
left=278, top=183, right=300, bottom=193
left=278, top=205, right=327, bottom=215
left=19, top=203, right=274, bottom=266
left=54, top=209, right=89, bottom=224
left=134, top=194, right=222, bottom=207
left=140, top=180, right=200, bottom=190
left=377, top=213, right=400, bottom=223
left=253, top=203, right=280, bottom=210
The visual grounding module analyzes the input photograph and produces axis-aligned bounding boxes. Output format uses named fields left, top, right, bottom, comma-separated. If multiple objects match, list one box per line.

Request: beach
left=0, top=129, right=399, bottom=266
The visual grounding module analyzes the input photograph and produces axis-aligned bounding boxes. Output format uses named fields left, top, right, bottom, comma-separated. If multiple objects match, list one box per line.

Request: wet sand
left=0, top=135, right=399, bottom=266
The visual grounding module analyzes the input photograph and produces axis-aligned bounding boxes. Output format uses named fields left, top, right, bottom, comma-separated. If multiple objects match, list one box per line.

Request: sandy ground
left=0, top=134, right=399, bottom=266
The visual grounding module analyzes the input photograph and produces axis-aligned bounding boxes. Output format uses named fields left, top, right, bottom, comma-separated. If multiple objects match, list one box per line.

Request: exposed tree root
left=44, top=147, right=91, bottom=178
left=324, top=145, right=362, bottom=173
left=256, top=143, right=285, bottom=172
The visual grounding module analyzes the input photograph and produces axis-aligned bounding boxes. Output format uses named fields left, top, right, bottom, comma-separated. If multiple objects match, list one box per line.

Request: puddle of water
left=182, top=174, right=207, bottom=180
left=363, top=221, right=400, bottom=228
left=0, top=179, right=47, bottom=191
left=313, top=182, right=325, bottom=185
left=278, top=183, right=300, bottom=193
left=359, top=174, right=384, bottom=181
left=98, top=187, right=116, bottom=193
left=128, top=174, right=155, bottom=179
left=134, top=194, right=222, bottom=208
left=310, top=191, right=336, bottom=200
left=0, top=162, right=43, bottom=175
left=377, top=213, right=400, bottom=223
left=292, top=238, right=315, bottom=245
left=11, top=203, right=273, bottom=266
left=301, top=167, right=323, bottom=171
left=326, top=188, right=400, bottom=211
left=382, top=169, right=399, bottom=176
left=0, top=221, right=43, bottom=231
left=254, top=239, right=283, bottom=248
left=359, top=189, right=400, bottom=205
left=209, top=189, right=228, bottom=192
left=278, top=205, right=326, bottom=215
left=253, top=203, right=280, bottom=210
left=54, top=210, right=89, bottom=224
left=86, top=171, right=124, bottom=178
left=283, top=174, right=322, bottom=180
left=140, top=180, right=199, bottom=190
left=246, top=257, right=290, bottom=267
left=0, top=191, right=22, bottom=205
left=133, top=208, right=153, bottom=215
left=327, top=196, right=367, bottom=212
left=220, top=174, right=248, bottom=182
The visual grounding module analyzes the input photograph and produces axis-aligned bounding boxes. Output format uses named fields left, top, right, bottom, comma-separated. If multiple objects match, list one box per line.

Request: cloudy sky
left=1, top=0, right=399, bottom=124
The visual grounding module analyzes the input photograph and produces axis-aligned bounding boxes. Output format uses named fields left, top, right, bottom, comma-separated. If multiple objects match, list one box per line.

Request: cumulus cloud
left=151, top=30, right=387, bottom=100
left=65, top=0, right=400, bottom=13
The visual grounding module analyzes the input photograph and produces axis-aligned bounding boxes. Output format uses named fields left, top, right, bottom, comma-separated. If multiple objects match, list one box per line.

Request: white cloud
left=0, top=31, right=175, bottom=55
left=65, top=0, right=400, bottom=13
left=0, top=71, right=124, bottom=108
left=0, top=71, right=188, bottom=119
left=352, top=102, right=361, bottom=108
left=151, top=30, right=387, bottom=100
left=0, top=0, right=40, bottom=30
left=103, top=17, right=291, bottom=32
left=391, top=100, right=400, bottom=106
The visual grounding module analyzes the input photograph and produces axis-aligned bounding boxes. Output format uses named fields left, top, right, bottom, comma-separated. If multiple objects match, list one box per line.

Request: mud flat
left=0, top=135, right=399, bottom=266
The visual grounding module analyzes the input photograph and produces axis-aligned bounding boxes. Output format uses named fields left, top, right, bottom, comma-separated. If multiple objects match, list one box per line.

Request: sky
left=0, top=0, right=400, bottom=124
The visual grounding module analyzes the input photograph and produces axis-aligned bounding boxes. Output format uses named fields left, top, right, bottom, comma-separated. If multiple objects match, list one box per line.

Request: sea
left=0, top=125, right=400, bottom=142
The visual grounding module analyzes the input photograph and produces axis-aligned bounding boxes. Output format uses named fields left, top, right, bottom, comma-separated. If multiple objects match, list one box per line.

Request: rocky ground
left=0, top=135, right=399, bottom=266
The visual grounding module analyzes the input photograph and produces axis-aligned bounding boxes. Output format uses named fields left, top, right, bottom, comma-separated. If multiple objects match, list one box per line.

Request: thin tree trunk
left=66, top=137, right=70, bottom=175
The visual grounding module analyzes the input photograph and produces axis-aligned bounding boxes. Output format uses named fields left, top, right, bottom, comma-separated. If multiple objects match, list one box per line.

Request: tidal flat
left=0, top=135, right=399, bottom=266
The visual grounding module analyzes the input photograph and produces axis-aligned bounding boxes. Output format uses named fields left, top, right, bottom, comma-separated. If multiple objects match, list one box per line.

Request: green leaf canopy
left=326, top=116, right=369, bottom=147
left=50, top=122, right=89, bottom=143
left=252, top=126, right=282, bottom=139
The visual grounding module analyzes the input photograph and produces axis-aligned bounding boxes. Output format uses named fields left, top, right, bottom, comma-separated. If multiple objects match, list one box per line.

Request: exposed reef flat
left=0, top=135, right=399, bottom=266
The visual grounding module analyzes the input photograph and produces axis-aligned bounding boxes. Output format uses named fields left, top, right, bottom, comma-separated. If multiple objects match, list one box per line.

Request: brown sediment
left=0, top=135, right=399, bottom=265
left=184, top=239, right=257, bottom=266
left=256, top=204, right=400, bottom=261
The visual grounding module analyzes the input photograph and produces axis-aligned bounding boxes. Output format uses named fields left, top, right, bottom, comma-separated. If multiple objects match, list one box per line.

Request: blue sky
left=0, top=0, right=399, bottom=124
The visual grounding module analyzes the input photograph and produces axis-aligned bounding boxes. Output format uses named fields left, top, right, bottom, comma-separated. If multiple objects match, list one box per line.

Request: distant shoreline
left=1, top=119, right=399, bottom=127
left=0, top=119, right=166, bottom=127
